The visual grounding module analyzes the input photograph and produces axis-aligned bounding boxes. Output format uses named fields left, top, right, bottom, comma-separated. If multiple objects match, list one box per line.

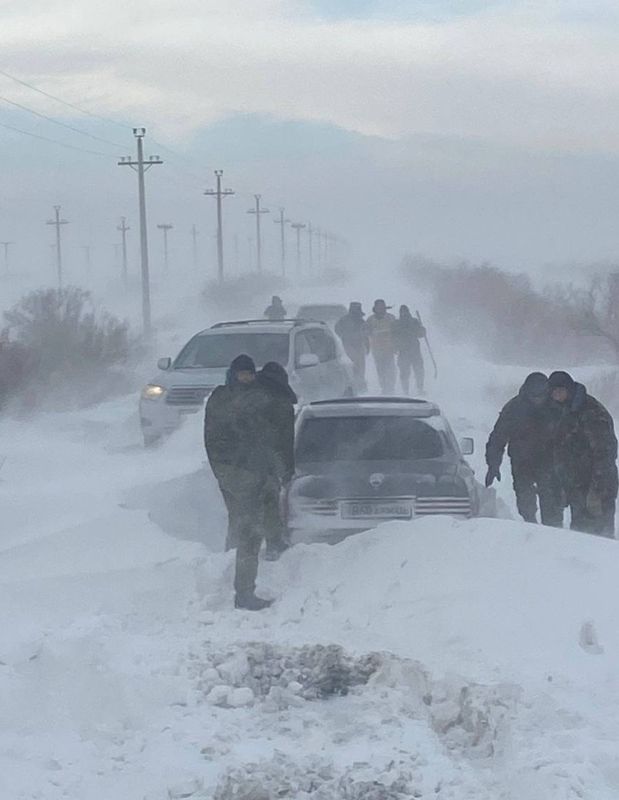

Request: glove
left=485, top=466, right=501, bottom=488
left=586, top=488, right=603, bottom=517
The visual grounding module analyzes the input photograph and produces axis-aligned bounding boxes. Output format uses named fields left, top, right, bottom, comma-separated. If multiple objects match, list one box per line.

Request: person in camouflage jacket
left=485, top=372, right=563, bottom=526
left=548, top=371, right=618, bottom=538
left=205, top=354, right=286, bottom=610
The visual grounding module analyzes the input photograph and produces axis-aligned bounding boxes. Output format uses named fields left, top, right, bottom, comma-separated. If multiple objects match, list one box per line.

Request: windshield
left=296, top=416, right=444, bottom=462
left=174, top=333, right=290, bottom=369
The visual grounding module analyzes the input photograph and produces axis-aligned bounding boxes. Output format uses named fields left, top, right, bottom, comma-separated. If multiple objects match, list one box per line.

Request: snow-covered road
left=2, top=368, right=619, bottom=799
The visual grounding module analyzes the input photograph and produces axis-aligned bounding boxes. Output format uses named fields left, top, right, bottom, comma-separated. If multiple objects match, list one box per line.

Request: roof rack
left=210, top=318, right=325, bottom=329
left=310, top=397, right=434, bottom=406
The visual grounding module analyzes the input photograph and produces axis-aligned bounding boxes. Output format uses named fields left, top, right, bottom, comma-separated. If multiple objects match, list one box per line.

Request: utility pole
left=46, top=205, right=69, bottom=291
left=117, top=217, right=130, bottom=289
left=118, top=128, right=162, bottom=337
left=190, top=224, right=198, bottom=270
left=233, top=234, right=240, bottom=274
left=274, top=208, right=289, bottom=276
left=157, top=224, right=173, bottom=273
left=290, top=222, right=306, bottom=276
left=314, top=227, right=322, bottom=272
left=205, top=170, right=234, bottom=283
left=247, top=195, right=270, bottom=273
left=0, top=241, right=13, bottom=274
left=322, top=230, right=330, bottom=267
left=307, top=222, right=313, bottom=274
left=82, top=245, right=92, bottom=275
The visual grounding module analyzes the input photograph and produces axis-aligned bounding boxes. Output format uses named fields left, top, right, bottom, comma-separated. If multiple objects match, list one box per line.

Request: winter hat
left=373, top=299, right=392, bottom=313
left=261, top=361, right=288, bottom=381
left=548, top=371, right=575, bottom=391
left=229, top=354, right=256, bottom=375
left=520, top=371, right=548, bottom=399
left=349, top=301, right=363, bottom=314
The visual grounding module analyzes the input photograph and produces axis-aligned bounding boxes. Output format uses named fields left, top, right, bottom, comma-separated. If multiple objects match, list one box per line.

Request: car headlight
left=142, top=384, right=166, bottom=400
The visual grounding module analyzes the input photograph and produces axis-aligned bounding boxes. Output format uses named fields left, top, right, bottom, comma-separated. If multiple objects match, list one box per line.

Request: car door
left=304, top=327, right=347, bottom=399
left=291, top=329, right=322, bottom=402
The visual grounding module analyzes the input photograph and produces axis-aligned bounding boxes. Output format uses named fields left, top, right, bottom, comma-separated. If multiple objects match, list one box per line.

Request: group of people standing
left=486, top=371, right=618, bottom=537
left=335, top=299, right=427, bottom=395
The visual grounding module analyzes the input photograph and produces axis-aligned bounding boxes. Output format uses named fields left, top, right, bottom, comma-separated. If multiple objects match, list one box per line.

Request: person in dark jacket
left=256, top=361, right=297, bottom=560
left=549, top=371, right=618, bottom=538
left=264, top=296, right=286, bottom=321
left=485, top=372, right=562, bottom=526
left=204, top=354, right=277, bottom=610
left=393, top=305, right=425, bottom=395
left=334, top=302, right=369, bottom=392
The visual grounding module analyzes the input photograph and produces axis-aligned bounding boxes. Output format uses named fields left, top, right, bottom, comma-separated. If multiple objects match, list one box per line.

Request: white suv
left=140, top=319, right=354, bottom=445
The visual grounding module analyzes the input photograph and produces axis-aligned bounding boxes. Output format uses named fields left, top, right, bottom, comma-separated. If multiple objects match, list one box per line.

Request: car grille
left=166, top=386, right=212, bottom=406
left=414, top=496, right=472, bottom=517
left=296, top=496, right=471, bottom=518
left=297, top=500, right=338, bottom=516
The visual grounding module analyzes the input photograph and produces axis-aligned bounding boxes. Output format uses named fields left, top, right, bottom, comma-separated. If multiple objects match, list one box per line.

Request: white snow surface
left=3, top=397, right=619, bottom=799
left=2, top=276, right=619, bottom=798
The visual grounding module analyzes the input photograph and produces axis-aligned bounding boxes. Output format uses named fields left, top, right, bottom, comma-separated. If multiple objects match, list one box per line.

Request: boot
left=234, top=593, right=274, bottom=611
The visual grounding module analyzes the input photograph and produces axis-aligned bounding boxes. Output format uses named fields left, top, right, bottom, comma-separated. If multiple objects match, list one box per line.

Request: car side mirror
left=158, top=357, right=172, bottom=371
left=297, top=353, right=319, bottom=369
left=460, top=437, right=474, bottom=456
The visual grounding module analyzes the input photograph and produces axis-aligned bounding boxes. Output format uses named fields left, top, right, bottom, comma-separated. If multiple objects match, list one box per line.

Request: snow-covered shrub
left=2, top=286, right=135, bottom=410
left=213, top=754, right=418, bottom=800
left=402, top=256, right=612, bottom=365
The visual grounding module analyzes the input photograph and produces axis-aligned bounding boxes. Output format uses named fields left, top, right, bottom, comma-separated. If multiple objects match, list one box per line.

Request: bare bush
left=548, top=274, right=619, bottom=360
left=2, top=287, right=133, bottom=410
left=403, top=256, right=613, bottom=365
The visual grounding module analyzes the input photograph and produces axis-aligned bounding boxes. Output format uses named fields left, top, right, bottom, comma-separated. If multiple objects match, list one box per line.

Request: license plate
left=340, top=501, right=413, bottom=520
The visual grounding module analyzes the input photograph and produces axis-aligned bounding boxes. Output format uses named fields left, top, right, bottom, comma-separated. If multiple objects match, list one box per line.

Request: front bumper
left=139, top=397, right=205, bottom=437
left=286, top=495, right=473, bottom=544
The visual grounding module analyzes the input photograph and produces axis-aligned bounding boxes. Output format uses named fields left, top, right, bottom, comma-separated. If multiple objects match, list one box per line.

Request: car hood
left=292, top=459, right=466, bottom=498
left=149, top=367, right=228, bottom=388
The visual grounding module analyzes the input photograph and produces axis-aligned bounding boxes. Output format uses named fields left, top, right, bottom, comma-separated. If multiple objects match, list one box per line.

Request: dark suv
left=285, top=397, right=494, bottom=542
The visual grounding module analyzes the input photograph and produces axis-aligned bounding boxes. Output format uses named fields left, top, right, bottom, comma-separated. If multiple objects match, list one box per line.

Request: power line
left=0, top=119, right=110, bottom=157
left=0, top=94, right=126, bottom=149
left=0, top=68, right=129, bottom=130
left=0, top=68, right=202, bottom=179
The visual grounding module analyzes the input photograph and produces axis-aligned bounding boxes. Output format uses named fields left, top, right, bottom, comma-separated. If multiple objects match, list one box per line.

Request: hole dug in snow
left=194, top=643, right=383, bottom=709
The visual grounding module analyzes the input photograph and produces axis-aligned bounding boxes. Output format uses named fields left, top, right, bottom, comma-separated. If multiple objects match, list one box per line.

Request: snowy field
left=2, top=274, right=619, bottom=798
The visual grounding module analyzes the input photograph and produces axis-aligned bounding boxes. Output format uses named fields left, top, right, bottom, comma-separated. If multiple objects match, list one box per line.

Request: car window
left=305, top=329, right=336, bottom=363
left=174, top=332, right=290, bottom=369
left=296, top=416, right=444, bottom=462
left=294, top=331, right=313, bottom=365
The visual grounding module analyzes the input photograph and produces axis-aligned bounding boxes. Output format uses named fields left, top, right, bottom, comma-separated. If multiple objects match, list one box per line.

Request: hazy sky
left=2, top=0, right=619, bottom=283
